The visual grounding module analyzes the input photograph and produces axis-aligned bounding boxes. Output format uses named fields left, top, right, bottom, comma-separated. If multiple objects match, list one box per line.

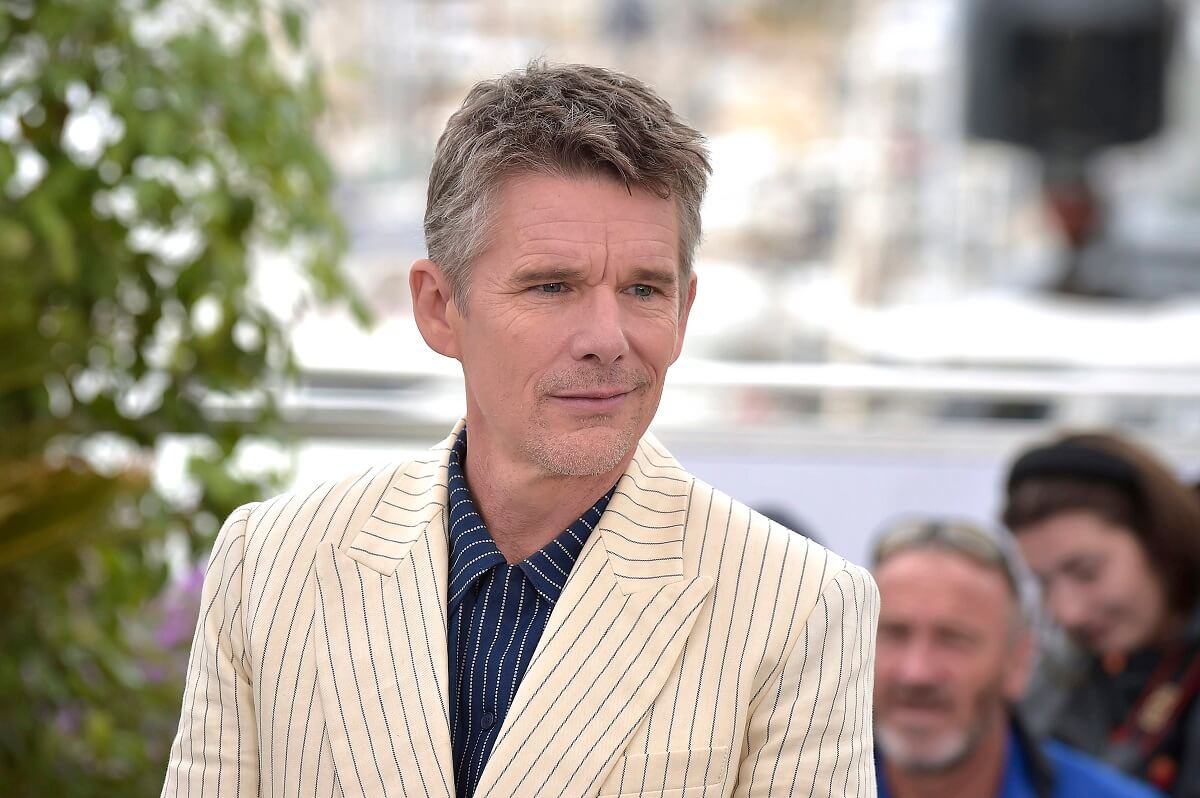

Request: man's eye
left=941, top=632, right=978, bottom=650
left=630, top=284, right=655, bottom=297
left=537, top=283, right=565, bottom=294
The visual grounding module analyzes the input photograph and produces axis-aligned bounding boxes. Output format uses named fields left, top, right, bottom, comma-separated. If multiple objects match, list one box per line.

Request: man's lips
left=551, top=388, right=633, bottom=400
left=884, top=703, right=955, bottom=730
left=549, top=388, right=636, bottom=412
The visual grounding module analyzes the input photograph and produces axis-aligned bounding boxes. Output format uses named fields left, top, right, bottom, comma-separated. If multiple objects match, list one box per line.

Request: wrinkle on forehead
left=511, top=217, right=677, bottom=245
left=474, top=174, right=684, bottom=295
left=509, top=227, right=677, bottom=282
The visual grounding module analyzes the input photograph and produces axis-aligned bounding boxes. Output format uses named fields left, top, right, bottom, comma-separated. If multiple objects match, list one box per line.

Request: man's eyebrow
left=935, top=622, right=983, bottom=639
left=510, top=265, right=587, bottom=284
left=628, top=266, right=679, bottom=287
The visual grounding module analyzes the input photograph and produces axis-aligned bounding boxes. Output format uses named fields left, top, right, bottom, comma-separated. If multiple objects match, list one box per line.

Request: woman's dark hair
left=1003, top=431, right=1200, bottom=616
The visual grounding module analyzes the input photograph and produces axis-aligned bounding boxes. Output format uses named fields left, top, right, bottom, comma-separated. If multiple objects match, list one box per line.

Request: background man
left=163, top=62, right=879, bottom=797
left=871, top=516, right=1162, bottom=798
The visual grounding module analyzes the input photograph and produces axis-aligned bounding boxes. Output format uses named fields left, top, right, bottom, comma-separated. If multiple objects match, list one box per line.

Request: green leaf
left=0, top=218, right=35, bottom=260
left=282, top=7, right=303, bottom=48
left=27, top=196, right=78, bottom=282
left=0, top=143, right=17, bottom=185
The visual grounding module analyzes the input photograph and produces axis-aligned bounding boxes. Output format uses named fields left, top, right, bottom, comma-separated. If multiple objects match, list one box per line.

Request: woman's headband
left=1006, top=441, right=1140, bottom=496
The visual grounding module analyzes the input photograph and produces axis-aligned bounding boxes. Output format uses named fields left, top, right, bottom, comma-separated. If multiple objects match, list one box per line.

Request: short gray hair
left=423, top=61, right=711, bottom=310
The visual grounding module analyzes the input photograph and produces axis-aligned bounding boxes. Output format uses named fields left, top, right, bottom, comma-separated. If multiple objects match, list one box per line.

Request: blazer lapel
left=312, top=425, right=462, bottom=798
left=474, top=433, right=714, bottom=798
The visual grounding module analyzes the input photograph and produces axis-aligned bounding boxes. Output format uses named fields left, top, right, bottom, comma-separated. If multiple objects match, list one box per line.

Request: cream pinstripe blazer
left=163, top=422, right=879, bottom=797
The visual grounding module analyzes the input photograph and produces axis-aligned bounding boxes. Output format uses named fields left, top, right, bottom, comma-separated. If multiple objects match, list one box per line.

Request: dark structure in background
left=965, top=0, right=1173, bottom=297
left=753, top=504, right=820, bottom=545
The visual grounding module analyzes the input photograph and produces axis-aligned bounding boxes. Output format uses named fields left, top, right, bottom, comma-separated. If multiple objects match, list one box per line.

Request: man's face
left=440, top=173, right=694, bottom=478
left=873, top=548, right=1031, bottom=773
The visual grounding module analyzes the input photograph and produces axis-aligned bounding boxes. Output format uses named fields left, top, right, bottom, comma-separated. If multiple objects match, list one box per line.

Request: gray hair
left=423, top=61, right=712, bottom=310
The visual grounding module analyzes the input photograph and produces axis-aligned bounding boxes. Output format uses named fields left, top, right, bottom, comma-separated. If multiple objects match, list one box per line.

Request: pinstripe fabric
left=162, top=419, right=880, bottom=797
left=445, top=428, right=614, bottom=797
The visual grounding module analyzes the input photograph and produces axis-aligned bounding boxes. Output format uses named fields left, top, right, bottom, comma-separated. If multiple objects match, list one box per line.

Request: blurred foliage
left=0, top=0, right=365, bottom=794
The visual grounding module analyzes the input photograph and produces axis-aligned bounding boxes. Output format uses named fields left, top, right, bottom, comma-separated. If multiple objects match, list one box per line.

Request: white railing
left=259, top=360, right=1200, bottom=454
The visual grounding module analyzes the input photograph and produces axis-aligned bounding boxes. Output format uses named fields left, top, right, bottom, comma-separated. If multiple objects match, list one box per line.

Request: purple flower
left=153, top=560, right=206, bottom=648
left=182, top=561, right=206, bottom=598
left=141, top=662, right=167, bottom=683
left=55, top=704, right=83, bottom=735
left=154, top=605, right=193, bottom=648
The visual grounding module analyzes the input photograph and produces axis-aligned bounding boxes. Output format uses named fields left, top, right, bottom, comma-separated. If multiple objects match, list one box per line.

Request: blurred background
left=2, top=0, right=1199, bottom=793
left=294, top=0, right=1200, bottom=559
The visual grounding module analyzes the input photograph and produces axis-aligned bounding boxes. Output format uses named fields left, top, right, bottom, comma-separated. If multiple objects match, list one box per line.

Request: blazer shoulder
left=744, top=496, right=871, bottom=599
left=681, top=475, right=872, bottom=604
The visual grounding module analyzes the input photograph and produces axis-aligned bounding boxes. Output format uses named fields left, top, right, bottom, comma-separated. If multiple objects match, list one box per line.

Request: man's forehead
left=497, top=172, right=676, bottom=217
left=878, top=596, right=1012, bottom=643
left=506, top=217, right=679, bottom=246
left=482, top=175, right=683, bottom=269
left=877, top=550, right=1016, bottom=616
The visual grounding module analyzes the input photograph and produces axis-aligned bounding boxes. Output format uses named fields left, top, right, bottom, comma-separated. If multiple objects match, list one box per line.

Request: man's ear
left=669, top=271, right=698, bottom=365
left=410, top=259, right=460, bottom=359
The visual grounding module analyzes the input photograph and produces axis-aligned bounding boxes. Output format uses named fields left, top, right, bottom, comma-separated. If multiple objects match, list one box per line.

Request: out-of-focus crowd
left=861, top=431, right=1200, bottom=798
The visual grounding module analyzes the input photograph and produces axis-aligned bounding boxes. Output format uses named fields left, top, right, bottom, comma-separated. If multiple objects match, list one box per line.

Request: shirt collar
left=446, top=427, right=613, bottom=613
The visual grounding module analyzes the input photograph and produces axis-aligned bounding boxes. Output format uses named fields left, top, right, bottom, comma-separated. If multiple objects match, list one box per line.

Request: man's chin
left=876, top=724, right=972, bottom=773
left=523, top=425, right=640, bottom=478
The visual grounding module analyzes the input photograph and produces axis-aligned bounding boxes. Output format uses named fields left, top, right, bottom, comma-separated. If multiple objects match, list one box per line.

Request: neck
left=884, top=719, right=1009, bottom=798
left=463, top=441, right=630, bottom=564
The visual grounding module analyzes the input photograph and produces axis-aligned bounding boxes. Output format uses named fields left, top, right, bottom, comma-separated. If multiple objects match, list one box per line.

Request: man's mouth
left=552, top=388, right=633, bottom=400
left=549, top=388, right=636, bottom=412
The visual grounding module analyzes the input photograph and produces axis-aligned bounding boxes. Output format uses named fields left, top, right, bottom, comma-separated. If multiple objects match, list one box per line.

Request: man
left=871, top=516, right=1162, bottom=798
left=162, top=61, right=878, bottom=798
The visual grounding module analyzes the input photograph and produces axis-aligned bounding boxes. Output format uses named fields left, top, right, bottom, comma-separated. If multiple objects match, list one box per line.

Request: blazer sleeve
left=732, top=564, right=880, bottom=798
left=161, top=504, right=260, bottom=798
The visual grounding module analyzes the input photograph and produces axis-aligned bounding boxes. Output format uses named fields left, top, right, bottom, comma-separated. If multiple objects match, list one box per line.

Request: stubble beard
left=521, top=368, right=651, bottom=477
left=521, top=421, right=639, bottom=477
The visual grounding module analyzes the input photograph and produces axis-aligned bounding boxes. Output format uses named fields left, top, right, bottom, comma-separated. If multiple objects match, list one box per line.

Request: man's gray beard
left=876, top=723, right=979, bottom=774
left=519, top=421, right=638, bottom=477
left=875, top=698, right=999, bottom=775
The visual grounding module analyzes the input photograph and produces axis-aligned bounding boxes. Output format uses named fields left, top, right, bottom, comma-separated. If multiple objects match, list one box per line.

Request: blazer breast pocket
left=598, top=747, right=729, bottom=797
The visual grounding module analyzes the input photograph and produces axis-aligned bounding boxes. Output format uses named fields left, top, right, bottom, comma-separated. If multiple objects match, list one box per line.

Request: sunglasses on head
left=872, top=518, right=1023, bottom=598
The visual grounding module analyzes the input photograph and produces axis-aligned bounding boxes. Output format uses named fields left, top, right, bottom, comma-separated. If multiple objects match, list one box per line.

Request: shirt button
left=481, top=711, right=495, bottom=730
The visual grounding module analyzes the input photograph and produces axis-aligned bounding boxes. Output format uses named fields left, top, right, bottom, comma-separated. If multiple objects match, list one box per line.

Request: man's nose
left=569, top=290, right=629, bottom=365
left=892, top=639, right=943, bottom=685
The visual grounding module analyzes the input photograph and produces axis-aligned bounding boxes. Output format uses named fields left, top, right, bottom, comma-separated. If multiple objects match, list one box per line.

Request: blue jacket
left=877, top=721, right=1163, bottom=798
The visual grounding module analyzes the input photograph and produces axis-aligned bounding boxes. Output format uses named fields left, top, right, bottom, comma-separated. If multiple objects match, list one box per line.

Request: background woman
left=1003, top=432, right=1200, bottom=798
